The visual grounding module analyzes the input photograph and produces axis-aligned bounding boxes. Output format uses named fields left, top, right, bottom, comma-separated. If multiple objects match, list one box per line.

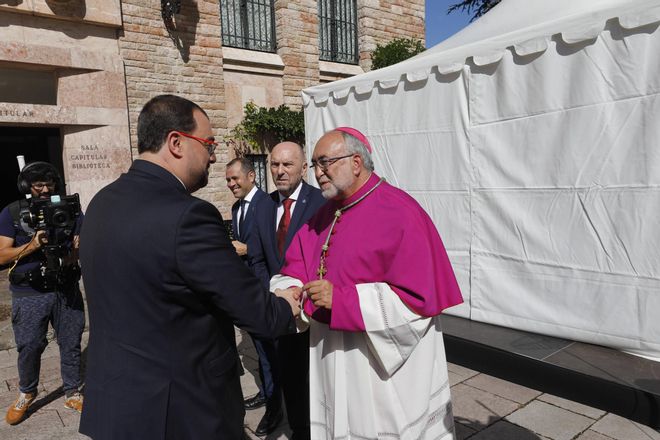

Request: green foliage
left=371, top=38, right=426, bottom=70
left=447, top=0, right=501, bottom=22
left=227, top=102, right=305, bottom=155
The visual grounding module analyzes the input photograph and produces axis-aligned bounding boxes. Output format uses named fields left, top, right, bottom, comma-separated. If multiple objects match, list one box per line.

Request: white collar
left=279, top=181, right=303, bottom=203
left=243, top=185, right=259, bottom=203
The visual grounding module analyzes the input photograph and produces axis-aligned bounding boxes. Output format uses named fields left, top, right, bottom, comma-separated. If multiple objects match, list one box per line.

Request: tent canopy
left=303, top=0, right=660, bottom=103
left=302, top=0, right=660, bottom=360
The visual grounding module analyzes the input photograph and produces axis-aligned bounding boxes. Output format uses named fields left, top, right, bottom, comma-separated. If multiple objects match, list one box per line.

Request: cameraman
left=0, top=162, right=84, bottom=425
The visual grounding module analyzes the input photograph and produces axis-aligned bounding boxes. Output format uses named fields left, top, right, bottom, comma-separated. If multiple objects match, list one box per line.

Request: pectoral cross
left=316, top=211, right=343, bottom=281
left=317, top=262, right=327, bottom=279
left=317, top=244, right=328, bottom=279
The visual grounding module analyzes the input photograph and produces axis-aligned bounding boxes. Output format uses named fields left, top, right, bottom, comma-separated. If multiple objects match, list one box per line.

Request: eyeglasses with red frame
left=173, top=131, right=218, bottom=156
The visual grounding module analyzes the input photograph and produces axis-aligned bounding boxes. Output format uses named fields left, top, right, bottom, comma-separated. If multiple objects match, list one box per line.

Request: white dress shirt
left=237, top=185, right=259, bottom=236
left=275, top=181, right=303, bottom=231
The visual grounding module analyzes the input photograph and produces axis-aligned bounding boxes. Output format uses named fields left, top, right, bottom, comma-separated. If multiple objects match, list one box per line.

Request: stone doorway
left=0, top=127, right=63, bottom=210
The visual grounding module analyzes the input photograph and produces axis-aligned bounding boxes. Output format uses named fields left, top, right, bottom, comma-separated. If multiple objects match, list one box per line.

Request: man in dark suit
left=226, top=157, right=282, bottom=435
left=78, top=95, right=301, bottom=440
left=248, top=141, right=325, bottom=440
left=227, top=157, right=267, bottom=260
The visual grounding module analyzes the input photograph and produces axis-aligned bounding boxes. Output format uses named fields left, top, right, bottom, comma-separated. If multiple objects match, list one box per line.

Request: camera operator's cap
left=335, top=127, right=372, bottom=153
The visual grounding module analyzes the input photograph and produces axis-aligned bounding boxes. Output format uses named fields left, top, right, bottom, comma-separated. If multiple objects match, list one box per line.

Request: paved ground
left=0, top=270, right=658, bottom=439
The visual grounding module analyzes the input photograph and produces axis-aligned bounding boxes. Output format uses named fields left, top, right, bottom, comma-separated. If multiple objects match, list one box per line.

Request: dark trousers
left=252, top=336, right=281, bottom=402
left=278, top=331, right=310, bottom=440
left=12, top=286, right=85, bottom=395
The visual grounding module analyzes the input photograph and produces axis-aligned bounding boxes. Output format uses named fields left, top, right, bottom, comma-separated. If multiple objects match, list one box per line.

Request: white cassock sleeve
left=270, top=274, right=303, bottom=290
left=270, top=274, right=309, bottom=332
left=276, top=278, right=455, bottom=439
left=357, top=282, right=432, bottom=377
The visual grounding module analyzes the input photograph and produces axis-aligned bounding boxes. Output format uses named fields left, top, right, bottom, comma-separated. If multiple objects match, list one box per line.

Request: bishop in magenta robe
left=271, top=127, right=463, bottom=440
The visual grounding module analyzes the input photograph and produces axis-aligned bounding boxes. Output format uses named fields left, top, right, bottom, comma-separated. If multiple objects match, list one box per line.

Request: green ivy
left=371, top=38, right=426, bottom=70
left=227, top=102, right=305, bottom=156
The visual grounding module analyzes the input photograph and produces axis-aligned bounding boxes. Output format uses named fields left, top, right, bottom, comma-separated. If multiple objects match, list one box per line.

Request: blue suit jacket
left=248, top=181, right=325, bottom=289
left=230, top=187, right=268, bottom=244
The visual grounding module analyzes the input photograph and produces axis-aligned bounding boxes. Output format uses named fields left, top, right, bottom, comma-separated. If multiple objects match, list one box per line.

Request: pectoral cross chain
left=315, top=179, right=384, bottom=281
left=317, top=245, right=329, bottom=279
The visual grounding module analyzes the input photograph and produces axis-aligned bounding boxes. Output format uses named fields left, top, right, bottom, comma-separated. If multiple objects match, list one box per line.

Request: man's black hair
left=137, top=95, right=209, bottom=154
left=226, top=157, right=255, bottom=175
left=19, top=162, right=63, bottom=194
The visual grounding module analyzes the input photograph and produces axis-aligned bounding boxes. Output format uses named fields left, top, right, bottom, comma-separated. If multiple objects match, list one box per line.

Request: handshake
left=272, top=279, right=334, bottom=318
left=274, top=286, right=303, bottom=317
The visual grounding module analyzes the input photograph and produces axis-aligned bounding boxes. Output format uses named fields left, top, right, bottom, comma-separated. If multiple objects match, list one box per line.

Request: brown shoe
left=64, top=392, right=83, bottom=413
left=5, top=392, right=36, bottom=425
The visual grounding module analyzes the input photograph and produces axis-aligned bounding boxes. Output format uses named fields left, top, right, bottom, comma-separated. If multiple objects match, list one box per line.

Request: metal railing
left=246, top=154, right=268, bottom=190
left=319, top=0, right=358, bottom=64
left=221, top=0, right=276, bottom=52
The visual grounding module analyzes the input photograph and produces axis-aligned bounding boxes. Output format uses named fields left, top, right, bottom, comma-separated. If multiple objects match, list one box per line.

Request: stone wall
left=0, top=2, right=131, bottom=210
left=0, top=0, right=426, bottom=216
left=0, top=0, right=122, bottom=27
left=118, top=0, right=234, bottom=216
left=357, top=0, right=425, bottom=70
left=275, top=0, right=320, bottom=110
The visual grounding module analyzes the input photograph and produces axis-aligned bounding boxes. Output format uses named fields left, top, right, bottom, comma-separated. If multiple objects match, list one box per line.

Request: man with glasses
left=0, top=161, right=85, bottom=424
left=247, top=141, right=325, bottom=439
left=270, top=127, right=464, bottom=440
left=79, top=95, right=302, bottom=440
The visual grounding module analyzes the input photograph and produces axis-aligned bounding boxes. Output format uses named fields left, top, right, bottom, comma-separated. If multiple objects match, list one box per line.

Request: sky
left=425, top=0, right=474, bottom=48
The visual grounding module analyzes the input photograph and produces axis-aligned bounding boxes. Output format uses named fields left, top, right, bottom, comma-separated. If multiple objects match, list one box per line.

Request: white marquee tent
left=302, top=0, right=660, bottom=360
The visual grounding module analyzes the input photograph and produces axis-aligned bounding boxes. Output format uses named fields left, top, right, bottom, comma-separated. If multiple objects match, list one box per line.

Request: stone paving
left=0, top=328, right=658, bottom=440
left=0, top=270, right=658, bottom=439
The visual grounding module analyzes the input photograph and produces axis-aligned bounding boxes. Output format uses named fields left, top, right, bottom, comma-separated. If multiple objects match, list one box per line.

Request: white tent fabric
left=302, top=0, right=660, bottom=360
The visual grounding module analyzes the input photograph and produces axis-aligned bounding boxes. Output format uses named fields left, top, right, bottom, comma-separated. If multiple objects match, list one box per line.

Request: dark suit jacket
left=230, top=187, right=267, bottom=244
left=79, top=160, right=295, bottom=440
left=248, top=181, right=325, bottom=289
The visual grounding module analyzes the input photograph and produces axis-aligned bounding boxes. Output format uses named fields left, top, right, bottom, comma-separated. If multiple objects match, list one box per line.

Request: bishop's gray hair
left=341, top=132, right=375, bottom=171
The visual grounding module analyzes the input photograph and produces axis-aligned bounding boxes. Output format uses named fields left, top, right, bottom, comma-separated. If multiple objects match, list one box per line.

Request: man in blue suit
left=226, top=157, right=281, bottom=435
left=248, top=141, right=325, bottom=440
left=227, top=157, right=267, bottom=261
left=79, top=95, right=301, bottom=440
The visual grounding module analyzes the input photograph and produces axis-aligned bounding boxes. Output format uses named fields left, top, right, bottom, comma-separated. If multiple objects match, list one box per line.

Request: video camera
left=21, top=194, right=81, bottom=238
left=14, top=194, right=82, bottom=291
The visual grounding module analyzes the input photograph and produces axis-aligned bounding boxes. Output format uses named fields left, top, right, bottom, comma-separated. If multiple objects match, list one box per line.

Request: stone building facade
left=0, top=0, right=424, bottom=217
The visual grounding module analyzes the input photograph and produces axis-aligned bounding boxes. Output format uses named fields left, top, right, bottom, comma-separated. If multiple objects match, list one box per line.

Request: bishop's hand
left=303, top=279, right=333, bottom=310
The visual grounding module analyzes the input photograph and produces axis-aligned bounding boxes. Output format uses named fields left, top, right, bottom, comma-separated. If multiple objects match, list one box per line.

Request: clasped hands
left=274, top=279, right=334, bottom=317
left=274, top=286, right=303, bottom=316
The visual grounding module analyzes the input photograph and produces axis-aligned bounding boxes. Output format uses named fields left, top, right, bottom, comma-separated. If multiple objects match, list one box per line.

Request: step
left=441, top=314, right=660, bottom=430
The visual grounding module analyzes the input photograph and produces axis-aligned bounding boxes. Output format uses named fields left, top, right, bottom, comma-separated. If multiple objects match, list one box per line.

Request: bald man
left=248, top=142, right=325, bottom=439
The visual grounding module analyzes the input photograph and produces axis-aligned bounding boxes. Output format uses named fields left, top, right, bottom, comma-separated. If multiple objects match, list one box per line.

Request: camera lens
left=52, top=209, right=70, bottom=227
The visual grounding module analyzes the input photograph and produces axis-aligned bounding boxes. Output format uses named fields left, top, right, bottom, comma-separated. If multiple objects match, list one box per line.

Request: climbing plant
left=226, top=102, right=305, bottom=156
left=371, top=38, right=426, bottom=70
